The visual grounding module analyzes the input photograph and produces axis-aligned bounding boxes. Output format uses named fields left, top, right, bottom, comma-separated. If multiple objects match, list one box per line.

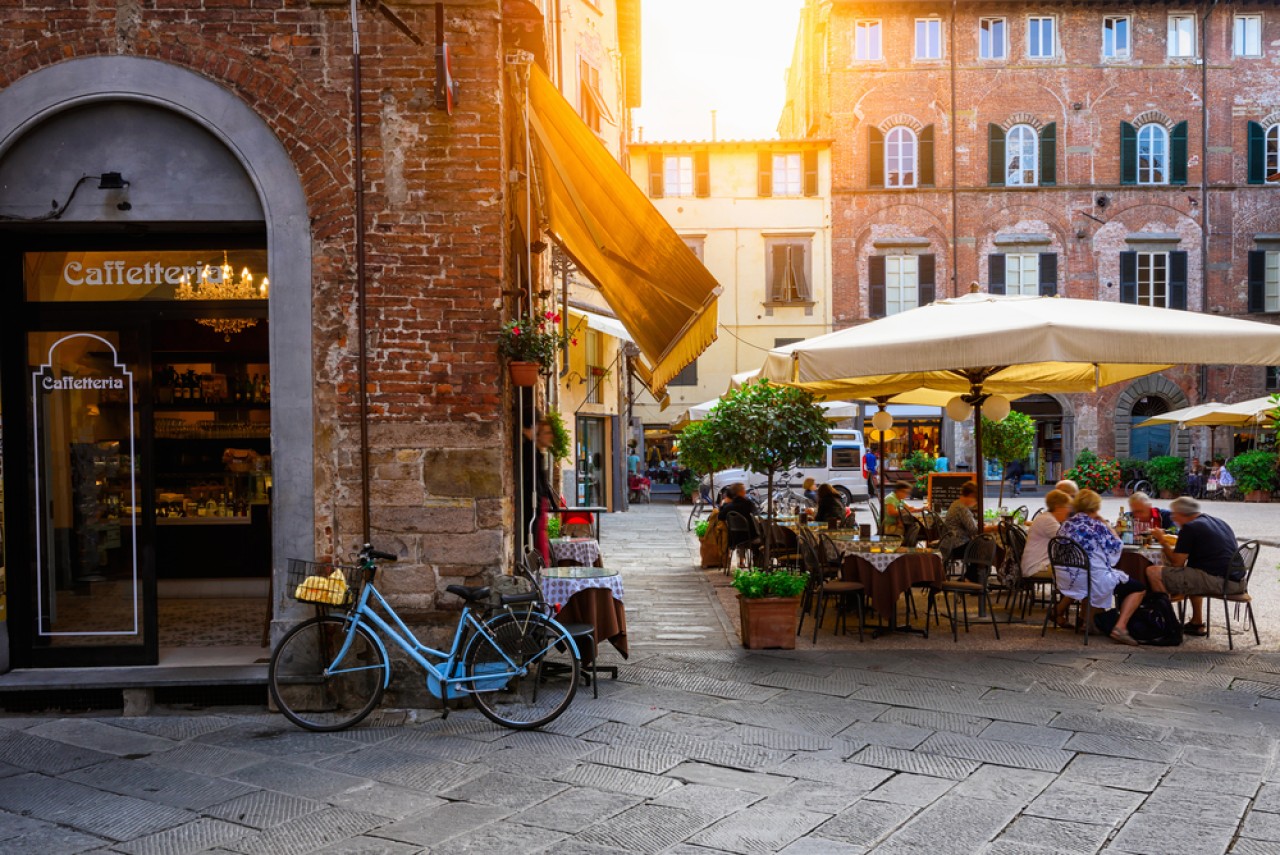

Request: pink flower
left=571, top=338, right=578, bottom=346
left=511, top=327, right=521, bottom=336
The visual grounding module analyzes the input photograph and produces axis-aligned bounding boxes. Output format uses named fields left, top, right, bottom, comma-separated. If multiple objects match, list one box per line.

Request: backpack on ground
left=1128, top=592, right=1183, bottom=646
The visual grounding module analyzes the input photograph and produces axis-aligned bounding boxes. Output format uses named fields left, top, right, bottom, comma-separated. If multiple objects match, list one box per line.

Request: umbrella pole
left=879, top=431, right=886, bottom=533
left=974, top=400, right=985, bottom=521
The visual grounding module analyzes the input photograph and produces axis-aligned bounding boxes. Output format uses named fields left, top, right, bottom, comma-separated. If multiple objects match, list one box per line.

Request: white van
left=705, top=429, right=868, bottom=504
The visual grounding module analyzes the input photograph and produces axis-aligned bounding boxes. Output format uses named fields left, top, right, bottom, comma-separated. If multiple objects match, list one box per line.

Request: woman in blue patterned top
left=1053, top=489, right=1129, bottom=627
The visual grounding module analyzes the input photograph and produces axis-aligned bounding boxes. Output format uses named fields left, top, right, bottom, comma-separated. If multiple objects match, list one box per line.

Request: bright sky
left=633, top=0, right=806, bottom=143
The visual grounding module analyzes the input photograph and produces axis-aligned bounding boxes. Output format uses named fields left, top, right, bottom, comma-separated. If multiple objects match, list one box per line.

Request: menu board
left=927, top=472, right=976, bottom=515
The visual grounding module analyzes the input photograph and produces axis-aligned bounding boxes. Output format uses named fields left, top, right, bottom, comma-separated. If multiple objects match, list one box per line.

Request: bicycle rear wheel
left=269, top=615, right=386, bottom=731
left=466, top=613, right=579, bottom=730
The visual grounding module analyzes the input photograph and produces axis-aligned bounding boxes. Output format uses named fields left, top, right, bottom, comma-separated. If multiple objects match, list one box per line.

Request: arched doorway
left=1114, top=376, right=1190, bottom=462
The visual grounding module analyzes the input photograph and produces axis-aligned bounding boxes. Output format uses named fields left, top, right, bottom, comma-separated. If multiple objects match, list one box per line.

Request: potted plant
left=1227, top=450, right=1278, bottom=502
left=901, top=450, right=937, bottom=499
left=1145, top=455, right=1187, bottom=499
left=731, top=568, right=808, bottom=649
left=694, top=519, right=710, bottom=539
left=1065, top=449, right=1121, bottom=495
left=498, top=311, right=566, bottom=386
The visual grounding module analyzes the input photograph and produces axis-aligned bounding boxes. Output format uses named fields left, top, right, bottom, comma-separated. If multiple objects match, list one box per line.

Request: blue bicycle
left=269, top=544, right=580, bottom=731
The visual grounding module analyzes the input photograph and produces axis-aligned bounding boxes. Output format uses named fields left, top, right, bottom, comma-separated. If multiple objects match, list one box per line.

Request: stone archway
left=1114, top=376, right=1191, bottom=460
left=0, top=56, right=314, bottom=587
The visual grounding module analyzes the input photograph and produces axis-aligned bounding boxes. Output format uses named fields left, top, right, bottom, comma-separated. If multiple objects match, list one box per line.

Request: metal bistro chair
left=999, top=522, right=1047, bottom=623
left=929, top=534, right=1002, bottom=642
left=768, top=523, right=803, bottom=570
left=797, top=538, right=864, bottom=643
left=1204, top=540, right=1262, bottom=649
left=723, top=511, right=761, bottom=574
left=1042, top=536, right=1094, bottom=645
left=520, top=550, right=616, bottom=697
left=919, top=508, right=944, bottom=545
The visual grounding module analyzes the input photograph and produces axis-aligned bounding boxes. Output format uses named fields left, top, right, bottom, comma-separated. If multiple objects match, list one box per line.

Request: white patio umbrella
left=1135, top=402, right=1232, bottom=428
left=759, top=293, right=1280, bottom=514
left=672, top=397, right=861, bottom=430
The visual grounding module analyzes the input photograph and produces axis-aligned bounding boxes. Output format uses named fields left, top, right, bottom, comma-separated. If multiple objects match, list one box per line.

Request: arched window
left=1137, top=124, right=1168, bottom=185
left=885, top=127, right=917, bottom=188
left=1129, top=395, right=1173, bottom=460
left=1005, top=124, right=1038, bottom=186
left=1267, top=124, right=1280, bottom=184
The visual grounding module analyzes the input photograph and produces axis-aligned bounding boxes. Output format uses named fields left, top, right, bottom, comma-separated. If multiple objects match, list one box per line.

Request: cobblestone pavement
left=2, top=504, right=1280, bottom=853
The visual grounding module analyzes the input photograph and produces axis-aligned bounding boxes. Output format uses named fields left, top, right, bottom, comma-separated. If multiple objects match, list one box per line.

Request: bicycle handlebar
left=360, top=544, right=398, bottom=562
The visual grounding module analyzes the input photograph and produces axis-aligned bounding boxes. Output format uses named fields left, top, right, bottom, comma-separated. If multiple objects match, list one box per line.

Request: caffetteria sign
left=25, top=249, right=268, bottom=302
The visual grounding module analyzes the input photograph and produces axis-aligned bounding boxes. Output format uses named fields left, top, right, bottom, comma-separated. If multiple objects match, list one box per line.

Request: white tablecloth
left=541, top=571, right=624, bottom=607
left=549, top=537, right=602, bottom=567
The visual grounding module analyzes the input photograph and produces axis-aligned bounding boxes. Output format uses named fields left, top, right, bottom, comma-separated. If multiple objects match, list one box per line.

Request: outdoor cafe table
left=842, top=549, right=946, bottom=637
left=542, top=566, right=628, bottom=658
left=1116, top=545, right=1166, bottom=577
left=549, top=536, right=603, bottom=568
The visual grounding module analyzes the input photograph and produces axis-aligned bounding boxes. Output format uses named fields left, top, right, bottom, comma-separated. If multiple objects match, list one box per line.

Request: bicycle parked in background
left=269, top=544, right=579, bottom=732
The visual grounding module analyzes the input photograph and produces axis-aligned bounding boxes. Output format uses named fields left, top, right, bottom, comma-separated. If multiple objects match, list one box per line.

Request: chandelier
left=175, top=252, right=269, bottom=341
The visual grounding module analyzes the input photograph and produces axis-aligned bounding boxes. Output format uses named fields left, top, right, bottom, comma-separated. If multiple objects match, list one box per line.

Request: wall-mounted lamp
left=1095, top=194, right=1109, bottom=209
left=98, top=172, right=131, bottom=210
left=1071, top=101, right=1084, bottom=111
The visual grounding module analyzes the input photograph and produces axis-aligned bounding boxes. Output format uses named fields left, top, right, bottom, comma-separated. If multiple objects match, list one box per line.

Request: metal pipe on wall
left=349, top=0, right=373, bottom=542
left=949, top=0, right=959, bottom=297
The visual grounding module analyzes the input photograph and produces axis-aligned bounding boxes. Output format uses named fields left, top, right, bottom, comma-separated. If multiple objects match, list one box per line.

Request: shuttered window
left=1006, top=125, right=1038, bottom=186
left=772, top=153, right=803, bottom=196
left=1251, top=250, right=1280, bottom=313
left=663, top=155, right=694, bottom=196
left=1121, top=251, right=1187, bottom=310
left=886, top=127, right=917, bottom=188
left=886, top=255, right=919, bottom=315
left=1137, top=124, right=1168, bottom=185
left=767, top=241, right=812, bottom=303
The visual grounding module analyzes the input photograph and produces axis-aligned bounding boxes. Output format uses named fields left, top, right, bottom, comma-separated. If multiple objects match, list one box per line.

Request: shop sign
left=25, top=249, right=268, bottom=303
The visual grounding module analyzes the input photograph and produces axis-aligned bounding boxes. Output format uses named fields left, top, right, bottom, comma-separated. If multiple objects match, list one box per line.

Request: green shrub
left=1226, top=450, right=1279, bottom=494
left=730, top=568, right=808, bottom=599
left=1145, top=456, right=1187, bottom=494
left=695, top=520, right=710, bottom=539
left=546, top=516, right=561, bottom=540
left=1116, top=458, right=1149, bottom=483
left=1065, top=449, right=1121, bottom=494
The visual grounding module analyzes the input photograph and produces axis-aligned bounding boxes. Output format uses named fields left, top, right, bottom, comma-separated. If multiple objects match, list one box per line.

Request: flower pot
left=1159, top=489, right=1176, bottom=500
left=508, top=361, right=542, bottom=387
left=1246, top=489, right=1272, bottom=503
left=738, top=594, right=800, bottom=650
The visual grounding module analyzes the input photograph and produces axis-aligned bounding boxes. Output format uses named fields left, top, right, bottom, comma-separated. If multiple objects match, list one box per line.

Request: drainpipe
left=350, top=0, right=373, bottom=543
left=949, top=0, right=959, bottom=297
left=1198, top=0, right=1218, bottom=403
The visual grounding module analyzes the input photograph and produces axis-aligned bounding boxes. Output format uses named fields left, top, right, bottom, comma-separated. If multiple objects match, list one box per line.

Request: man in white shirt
left=1021, top=490, right=1072, bottom=577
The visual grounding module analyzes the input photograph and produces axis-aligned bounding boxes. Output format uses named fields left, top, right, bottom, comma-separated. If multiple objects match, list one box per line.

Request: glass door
left=25, top=328, right=154, bottom=664
left=576, top=416, right=605, bottom=506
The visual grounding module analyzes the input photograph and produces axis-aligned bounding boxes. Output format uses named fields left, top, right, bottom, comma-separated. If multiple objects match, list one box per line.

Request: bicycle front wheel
left=466, top=613, right=579, bottom=730
left=269, top=615, right=386, bottom=732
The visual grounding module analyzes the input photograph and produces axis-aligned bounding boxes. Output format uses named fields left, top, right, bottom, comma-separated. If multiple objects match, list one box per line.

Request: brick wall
left=787, top=1, right=1280, bottom=460
left=1, top=0, right=516, bottom=660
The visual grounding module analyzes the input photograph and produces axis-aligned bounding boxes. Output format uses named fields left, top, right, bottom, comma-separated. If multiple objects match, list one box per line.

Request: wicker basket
left=287, top=559, right=359, bottom=606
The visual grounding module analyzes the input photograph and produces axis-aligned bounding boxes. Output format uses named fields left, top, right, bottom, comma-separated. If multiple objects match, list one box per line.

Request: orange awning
left=518, top=63, right=721, bottom=394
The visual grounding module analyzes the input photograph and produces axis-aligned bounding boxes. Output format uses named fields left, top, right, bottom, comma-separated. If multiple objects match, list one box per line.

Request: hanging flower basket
left=508, top=361, right=542, bottom=387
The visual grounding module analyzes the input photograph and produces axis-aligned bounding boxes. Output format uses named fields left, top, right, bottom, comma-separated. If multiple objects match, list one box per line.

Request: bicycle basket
left=287, top=558, right=359, bottom=606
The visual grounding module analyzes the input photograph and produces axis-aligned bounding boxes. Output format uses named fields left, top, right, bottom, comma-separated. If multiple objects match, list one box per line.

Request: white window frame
left=885, top=255, right=920, bottom=316
left=1027, top=16, right=1056, bottom=59
left=1006, top=253, right=1040, bottom=296
left=1103, top=15, right=1131, bottom=59
left=855, top=20, right=883, bottom=61
left=1136, top=252, right=1169, bottom=308
left=885, top=127, right=918, bottom=189
left=1235, top=14, right=1263, bottom=58
left=915, top=18, right=943, bottom=60
left=1006, top=124, right=1039, bottom=187
left=1137, top=124, right=1169, bottom=186
left=979, top=17, right=1007, bottom=60
left=772, top=153, right=803, bottom=196
left=1267, top=125, right=1280, bottom=185
left=1267, top=250, right=1280, bottom=313
left=663, top=154, right=694, bottom=197
left=1168, top=13, right=1196, bottom=59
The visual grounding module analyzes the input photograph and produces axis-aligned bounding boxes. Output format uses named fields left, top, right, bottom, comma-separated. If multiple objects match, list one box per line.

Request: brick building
left=780, top=0, right=1280, bottom=481
left=0, top=0, right=710, bottom=687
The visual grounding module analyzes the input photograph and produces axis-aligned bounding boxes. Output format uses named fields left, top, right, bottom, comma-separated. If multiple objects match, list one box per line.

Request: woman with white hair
left=1053, top=489, right=1139, bottom=632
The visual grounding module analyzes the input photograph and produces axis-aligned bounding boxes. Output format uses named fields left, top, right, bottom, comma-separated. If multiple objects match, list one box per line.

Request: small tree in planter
left=1065, top=449, right=1121, bottom=494
left=677, top=419, right=732, bottom=508
left=1227, top=450, right=1278, bottom=502
left=731, top=568, right=808, bottom=649
left=977, top=411, right=1036, bottom=505
left=705, top=380, right=831, bottom=566
left=902, top=450, right=936, bottom=498
left=1145, top=455, right=1187, bottom=498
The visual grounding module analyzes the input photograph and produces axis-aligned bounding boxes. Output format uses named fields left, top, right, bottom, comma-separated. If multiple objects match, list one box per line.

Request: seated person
left=721, top=482, right=760, bottom=550
left=1053, top=489, right=1138, bottom=631
left=1054, top=479, right=1079, bottom=498
left=937, top=481, right=999, bottom=581
left=813, top=483, right=847, bottom=527
left=1217, top=460, right=1235, bottom=489
left=883, top=480, right=920, bottom=539
left=1127, top=491, right=1172, bottom=533
left=1112, top=496, right=1243, bottom=642
left=802, top=477, right=819, bottom=505
left=1186, top=458, right=1204, bottom=497
left=1021, top=489, right=1071, bottom=578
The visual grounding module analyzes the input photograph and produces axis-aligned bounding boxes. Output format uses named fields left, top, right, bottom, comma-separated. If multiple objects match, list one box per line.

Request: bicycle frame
left=321, top=573, right=578, bottom=698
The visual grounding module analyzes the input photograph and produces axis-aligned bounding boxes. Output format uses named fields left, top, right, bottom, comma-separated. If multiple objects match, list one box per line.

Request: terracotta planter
left=1112, top=487, right=1128, bottom=498
left=738, top=594, right=800, bottom=650
left=1246, top=489, right=1272, bottom=503
left=507, top=361, right=542, bottom=387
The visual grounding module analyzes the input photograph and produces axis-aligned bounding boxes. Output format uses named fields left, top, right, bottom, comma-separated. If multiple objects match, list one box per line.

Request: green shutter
left=918, top=254, right=936, bottom=305
left=1038, top=252, right=1057, bottom=296
left=1120, top=122, right=1137, bottom=186
left=1168, top=251, right=1187, bottom=310
left=869, top=127, right=885, bottom=188
left=868, top=256, right=886, bottom=317
left=988, top=253, right=1006, bottom=294
left=1248, top=251, right=1267, bottom=313
left=1119, top=251, right=1137, bottom=303
left=1248, top=121, right=1266, bottom=185
left=988, top=124, right=1005, bottom=187
left=1170, top=121, right=1188, bottom=186
left=1039, top=122, right=1056, bottom=186
left=919, top=125, right=935, bottom=187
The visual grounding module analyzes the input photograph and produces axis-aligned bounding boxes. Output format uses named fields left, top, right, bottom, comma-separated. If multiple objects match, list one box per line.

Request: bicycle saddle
left=446, top=584, right=490, bottom=603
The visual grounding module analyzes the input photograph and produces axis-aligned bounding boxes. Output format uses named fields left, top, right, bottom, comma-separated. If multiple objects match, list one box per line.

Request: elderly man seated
left=1127, top=491, right=1172, bottom=532
left=1111, top=496, right=1243, bottom=642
